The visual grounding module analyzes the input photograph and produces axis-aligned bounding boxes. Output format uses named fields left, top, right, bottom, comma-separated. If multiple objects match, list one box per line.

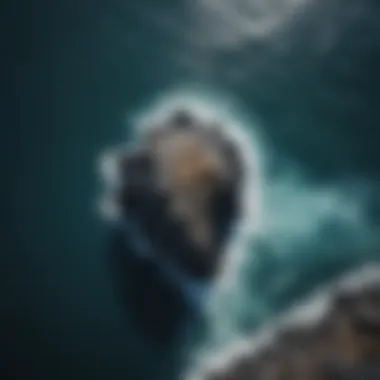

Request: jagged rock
left=194, top=265, right=380, bottom=380
left=100, top=108, right=246, bottom=343
left=104, top=109, right=245, bottom=280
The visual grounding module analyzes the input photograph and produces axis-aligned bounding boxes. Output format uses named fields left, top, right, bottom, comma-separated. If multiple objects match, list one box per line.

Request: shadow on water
left=107, top=228, right=194, bottom=346
left=105, top=227, right=209, bottom=380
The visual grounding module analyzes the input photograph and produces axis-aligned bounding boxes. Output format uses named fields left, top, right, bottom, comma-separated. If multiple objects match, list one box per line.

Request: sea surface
left=3, top=0, right=380, bottom=379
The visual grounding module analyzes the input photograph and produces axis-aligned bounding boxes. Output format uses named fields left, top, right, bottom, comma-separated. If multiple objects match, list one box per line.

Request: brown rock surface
left=193, top=265, right=380, bottom=380
left=101, top=109, right=246, bottom=280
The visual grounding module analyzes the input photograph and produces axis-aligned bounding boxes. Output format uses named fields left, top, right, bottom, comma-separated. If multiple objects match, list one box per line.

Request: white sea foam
left=186, top=263, right=380, bottom=380
left=129, top=86, right=265, bottom=237
left=188, top=0, right=310, bottom=49
left=95, top=88, right=378, bottom=380
left=154, top=91, right=378, bottom=380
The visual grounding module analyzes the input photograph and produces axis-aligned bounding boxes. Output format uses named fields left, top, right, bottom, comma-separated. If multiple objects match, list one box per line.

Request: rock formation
left=103, top=109, right=245, bottom=280
left=100, top=108, right=246, bottom=344
left=193, top=265, right=380, bottom=380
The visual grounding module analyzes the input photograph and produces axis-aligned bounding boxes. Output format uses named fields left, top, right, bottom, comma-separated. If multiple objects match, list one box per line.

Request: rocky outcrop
left=101, top=109, right=247, bottom=344
left=102, top=109, right=245, bottom=280
left=194, top=265, right=380, bottom=380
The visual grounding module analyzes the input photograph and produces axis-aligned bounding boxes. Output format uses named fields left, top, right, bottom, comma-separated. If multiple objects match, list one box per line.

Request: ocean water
left=3, top=0, right=380, bottom=379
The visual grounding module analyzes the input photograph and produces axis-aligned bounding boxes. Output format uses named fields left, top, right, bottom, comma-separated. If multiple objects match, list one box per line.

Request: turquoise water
left=3, top=0, right=380, bottom=379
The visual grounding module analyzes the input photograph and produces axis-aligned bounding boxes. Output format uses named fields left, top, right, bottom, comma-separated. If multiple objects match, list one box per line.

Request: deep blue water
left=2, top=0, right=380, bottom=379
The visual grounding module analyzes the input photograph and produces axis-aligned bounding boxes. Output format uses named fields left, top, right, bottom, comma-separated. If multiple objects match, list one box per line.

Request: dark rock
left=100, top=108, right=246, bottom=344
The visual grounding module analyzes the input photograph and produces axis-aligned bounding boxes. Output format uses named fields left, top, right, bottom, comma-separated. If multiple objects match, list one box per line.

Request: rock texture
left=105, top=109, right=245, bottom=280
left=194, top=265, right=380, bottom=380
left=101, top=109, right=246, bottom=344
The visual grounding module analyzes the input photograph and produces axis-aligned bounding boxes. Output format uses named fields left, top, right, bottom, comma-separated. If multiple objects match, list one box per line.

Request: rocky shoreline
left=192, top=264, right=380, bottom=380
